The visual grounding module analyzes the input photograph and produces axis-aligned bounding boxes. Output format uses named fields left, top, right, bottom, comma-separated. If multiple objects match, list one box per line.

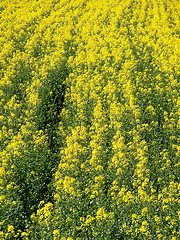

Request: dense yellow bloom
left=53, top=229, right=60, bottom=240
left=0, top=0, right=179, bottom=239
left=96, top=207, right=108, bottom=220
left=7, top=225, right=14, bottom=233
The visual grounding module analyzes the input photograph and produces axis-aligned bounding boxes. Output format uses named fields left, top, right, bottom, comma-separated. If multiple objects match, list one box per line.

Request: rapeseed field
left=0, top=0, right=179, bottom=239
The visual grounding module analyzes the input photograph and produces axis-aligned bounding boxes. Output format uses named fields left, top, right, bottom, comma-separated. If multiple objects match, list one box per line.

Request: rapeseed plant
left=0, top=0, right=179, bottom=239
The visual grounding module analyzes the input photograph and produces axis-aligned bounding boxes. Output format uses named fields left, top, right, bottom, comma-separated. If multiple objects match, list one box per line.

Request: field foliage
left=0, top=0, right=180, bottom=239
